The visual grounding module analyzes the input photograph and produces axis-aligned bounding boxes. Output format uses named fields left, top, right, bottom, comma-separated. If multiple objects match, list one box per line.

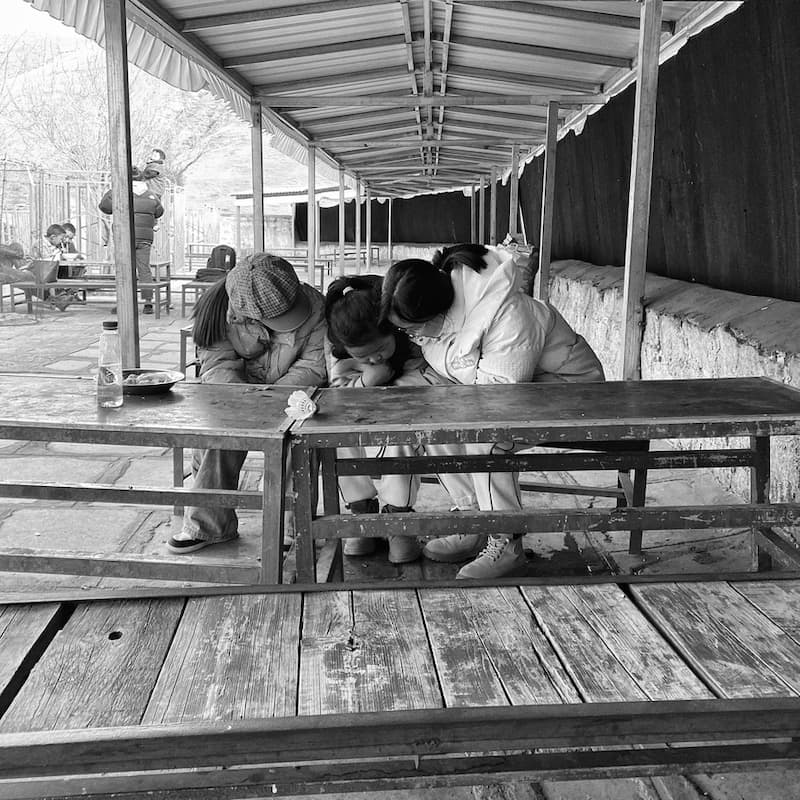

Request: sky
left=4, top=0, right=76, bottom=36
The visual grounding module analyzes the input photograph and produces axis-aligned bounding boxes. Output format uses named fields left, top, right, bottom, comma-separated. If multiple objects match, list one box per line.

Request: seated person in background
left=40, top=224, right=77, bottom=311
left=194, top=244, right=236, bottom=282
left=57, top=222, right=86, bottom=280
left=168, top=252, right=327, bottom=554
left=0, top=242, right=35, bottom=284
left=142, top=147, right=166, bottom=199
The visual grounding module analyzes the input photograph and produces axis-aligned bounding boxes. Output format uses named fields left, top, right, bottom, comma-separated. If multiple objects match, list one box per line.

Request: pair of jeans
left=135, top=240, right=154, bottom=301
left=181, top=448, right=245, bottom=542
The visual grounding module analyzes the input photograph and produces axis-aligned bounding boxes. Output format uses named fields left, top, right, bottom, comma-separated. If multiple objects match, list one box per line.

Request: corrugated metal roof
left=28, top=0, right=744, bottom=198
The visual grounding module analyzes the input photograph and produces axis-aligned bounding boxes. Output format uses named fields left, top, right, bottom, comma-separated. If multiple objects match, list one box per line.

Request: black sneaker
left=142, top=304, right=154, bottom=315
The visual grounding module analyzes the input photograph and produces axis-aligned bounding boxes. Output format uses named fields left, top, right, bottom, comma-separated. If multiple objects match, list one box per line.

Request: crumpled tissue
left=284, top=389, right=318, bottom=421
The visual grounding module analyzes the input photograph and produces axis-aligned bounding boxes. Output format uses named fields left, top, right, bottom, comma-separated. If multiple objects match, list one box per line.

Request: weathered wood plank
left=419, top=587, right=579, bottom=706
left=525, top=584, right=711, bottom=701
left=144, top=593, right=301, bottom=723
left=298, top=589, right=440, bottom=714
left=733, top=579, right=800, bottom=638
left=0, top=603, right=63, bottom=715
left=0, top=599, right=184, bottom=732
left=633, top=582, right=800, bottom=697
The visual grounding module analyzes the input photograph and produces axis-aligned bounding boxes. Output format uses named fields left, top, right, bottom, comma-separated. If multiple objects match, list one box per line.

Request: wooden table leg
left=751, top=434, right=771, bottom=571
left=291, top=437, right=317, bottom=583
left=260, top=437, right=288, bottom=584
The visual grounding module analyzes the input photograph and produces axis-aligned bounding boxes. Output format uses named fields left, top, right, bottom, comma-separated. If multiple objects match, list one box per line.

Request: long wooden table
left=0, top=374, right=294, bottom=584
left=290, top=377, right=800, bottom=583
left=2, top=574, right=800, bottom=797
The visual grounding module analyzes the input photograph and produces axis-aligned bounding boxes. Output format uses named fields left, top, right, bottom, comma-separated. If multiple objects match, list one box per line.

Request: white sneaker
left=456, top=536, right=527, bottom=579
left=423, top=534, right=487, bottom=563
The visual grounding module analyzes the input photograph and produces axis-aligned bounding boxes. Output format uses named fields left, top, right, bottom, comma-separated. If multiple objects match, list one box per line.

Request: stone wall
left=550, top=260, right=800, bottom=503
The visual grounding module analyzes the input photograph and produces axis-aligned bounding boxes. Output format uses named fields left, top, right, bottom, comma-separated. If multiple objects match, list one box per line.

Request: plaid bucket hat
left=226, top=253, right=312, bottom=332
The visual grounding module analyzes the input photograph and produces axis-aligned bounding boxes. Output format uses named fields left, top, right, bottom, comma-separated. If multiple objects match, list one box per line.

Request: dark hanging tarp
left=294, top=0, right=800, bottom=301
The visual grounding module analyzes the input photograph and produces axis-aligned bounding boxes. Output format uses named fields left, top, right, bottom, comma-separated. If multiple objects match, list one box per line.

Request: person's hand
left=359, top=362, right=394, bottom=386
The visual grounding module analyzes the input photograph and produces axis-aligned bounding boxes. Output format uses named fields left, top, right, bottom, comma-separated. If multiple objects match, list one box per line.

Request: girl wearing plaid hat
left=169, top=253, right=327, bottom=554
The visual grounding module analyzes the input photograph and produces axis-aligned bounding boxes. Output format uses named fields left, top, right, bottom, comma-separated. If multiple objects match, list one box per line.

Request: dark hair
left=45, top=223, right=66, bottom=238
left=61, top=222, right=76, bottom=234
left=325, top=275, right=389, bottom=352
left=380, top=244, right=488, bottom=324
left=192, top=277, right=229, bottom=348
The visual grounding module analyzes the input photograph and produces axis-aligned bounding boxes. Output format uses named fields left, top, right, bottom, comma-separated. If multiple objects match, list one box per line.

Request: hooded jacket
left=199, top=282, right=328, bottom=387
left=98, top=181, right=164, bottom=243
left=414, top=246, right=604, bottom=385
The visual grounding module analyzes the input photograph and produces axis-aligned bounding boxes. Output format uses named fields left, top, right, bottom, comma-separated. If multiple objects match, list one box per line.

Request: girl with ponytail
left=381, top=243, right=605, bottom=579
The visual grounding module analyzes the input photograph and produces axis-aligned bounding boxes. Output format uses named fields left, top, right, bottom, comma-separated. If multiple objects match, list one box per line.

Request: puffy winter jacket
left=98, top=181, right=163, bottom=243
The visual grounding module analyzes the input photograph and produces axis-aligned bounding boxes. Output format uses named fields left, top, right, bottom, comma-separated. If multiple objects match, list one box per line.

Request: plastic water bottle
left=97, top=320, right=123, bottom=408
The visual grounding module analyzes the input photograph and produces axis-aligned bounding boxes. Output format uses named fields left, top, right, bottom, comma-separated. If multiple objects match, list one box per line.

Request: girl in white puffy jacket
left=381, top=243, right=604, bottom=579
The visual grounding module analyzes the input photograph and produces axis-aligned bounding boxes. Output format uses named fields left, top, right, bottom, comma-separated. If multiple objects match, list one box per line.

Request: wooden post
left=536, top=100, right=559, bottom=302
left=508, top=142, right=520, bottom=239
left=338, top=167, right=345, bottom=276
left=622, top=0, right=663, bottom=381
left=365, top=185, right=373, bottom=270
left=250, top=99, right=264, bottom=254
left=307, top=144, right=316, bottom=278
left=469, top=184, right=476, bottom=242
left=489, top=166, right=497, bottom=245
left=388, top=197, right=394, bottom=262
left=235, top=204, right=241, bottom=252
left=354, top=176, right=361, bottom=273
left=102, top=0, right=139, bottom=367
left=478, top=176, right=485, bottom=245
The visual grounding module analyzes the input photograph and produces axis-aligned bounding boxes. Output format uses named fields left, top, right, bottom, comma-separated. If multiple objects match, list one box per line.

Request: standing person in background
left=168, top=253, right=327, bottom=554
left=142, top=147, right=166, bottom=199
left=98, top=166, right=164, bottom=314
left=381, top=243, right=605, bottom=579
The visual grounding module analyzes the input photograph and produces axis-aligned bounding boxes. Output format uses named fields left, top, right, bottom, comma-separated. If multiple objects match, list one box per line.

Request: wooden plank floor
left=2, top=578, right=800, bottom=734
left=2, top=578, right=800, bottom=798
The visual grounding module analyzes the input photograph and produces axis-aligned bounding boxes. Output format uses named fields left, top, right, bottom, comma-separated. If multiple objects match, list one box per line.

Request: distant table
left=290, top=377, right=800, bottom=582
left=0, top=374, right=295, bottom=584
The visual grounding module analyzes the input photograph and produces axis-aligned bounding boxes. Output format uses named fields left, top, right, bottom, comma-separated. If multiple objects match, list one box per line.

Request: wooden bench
left=11, top=279, right=172, bottom=318
left=290, top=377, right=800, bottom=583
left=2, top=573, right=800, bottom=798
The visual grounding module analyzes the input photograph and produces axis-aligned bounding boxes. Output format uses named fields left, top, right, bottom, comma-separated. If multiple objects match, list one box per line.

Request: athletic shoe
left=423, top=533, right=487, bottom=563
left=456, top=535, right=527, bottom=579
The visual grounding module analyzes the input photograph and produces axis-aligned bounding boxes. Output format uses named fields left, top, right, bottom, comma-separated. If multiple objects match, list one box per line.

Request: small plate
left=122, top=368, right=185, bottom=396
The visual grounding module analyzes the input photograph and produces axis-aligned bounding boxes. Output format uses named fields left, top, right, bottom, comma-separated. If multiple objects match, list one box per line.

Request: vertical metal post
left=478, top=176, right=485, bottom=245
left=469, top=184, right=476, bottom=242
left=489, top=166, right=497, bottom=246
left=307, top=144, right=316, bottom=279
left=354, top=176, right=361, bottom=273
left=365, top=185, right=373, bottom=271
left=536, top=100, right=559, bottom=302
left=622, top=0, right=663, bottom=381
left=388, top=197, right=394, bottom=262
left=102, top=0, right=139, bottom=366
left=250, top=99, right=265, bottom=254
left=508, top=142, right=519, bottom=239
left=338, top=167, right=346, bottom=276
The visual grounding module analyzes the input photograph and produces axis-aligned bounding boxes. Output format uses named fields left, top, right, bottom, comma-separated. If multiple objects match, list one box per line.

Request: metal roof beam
left=454, top=1, right=674, bottom=34
left=223, top=35, right=404, bottom=68
left=448, top=65, right=601, bottom=94
left=320, top=121, right=422, bottom=138
left=446, top=34, right=632, bottom=68
left=183, top=0, right=395, bottom=31
left=259, top=93, right=603, bottom=107
left=312, top=138, right=538, bottom=147
left=255, top=67, right=408, bottom=94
